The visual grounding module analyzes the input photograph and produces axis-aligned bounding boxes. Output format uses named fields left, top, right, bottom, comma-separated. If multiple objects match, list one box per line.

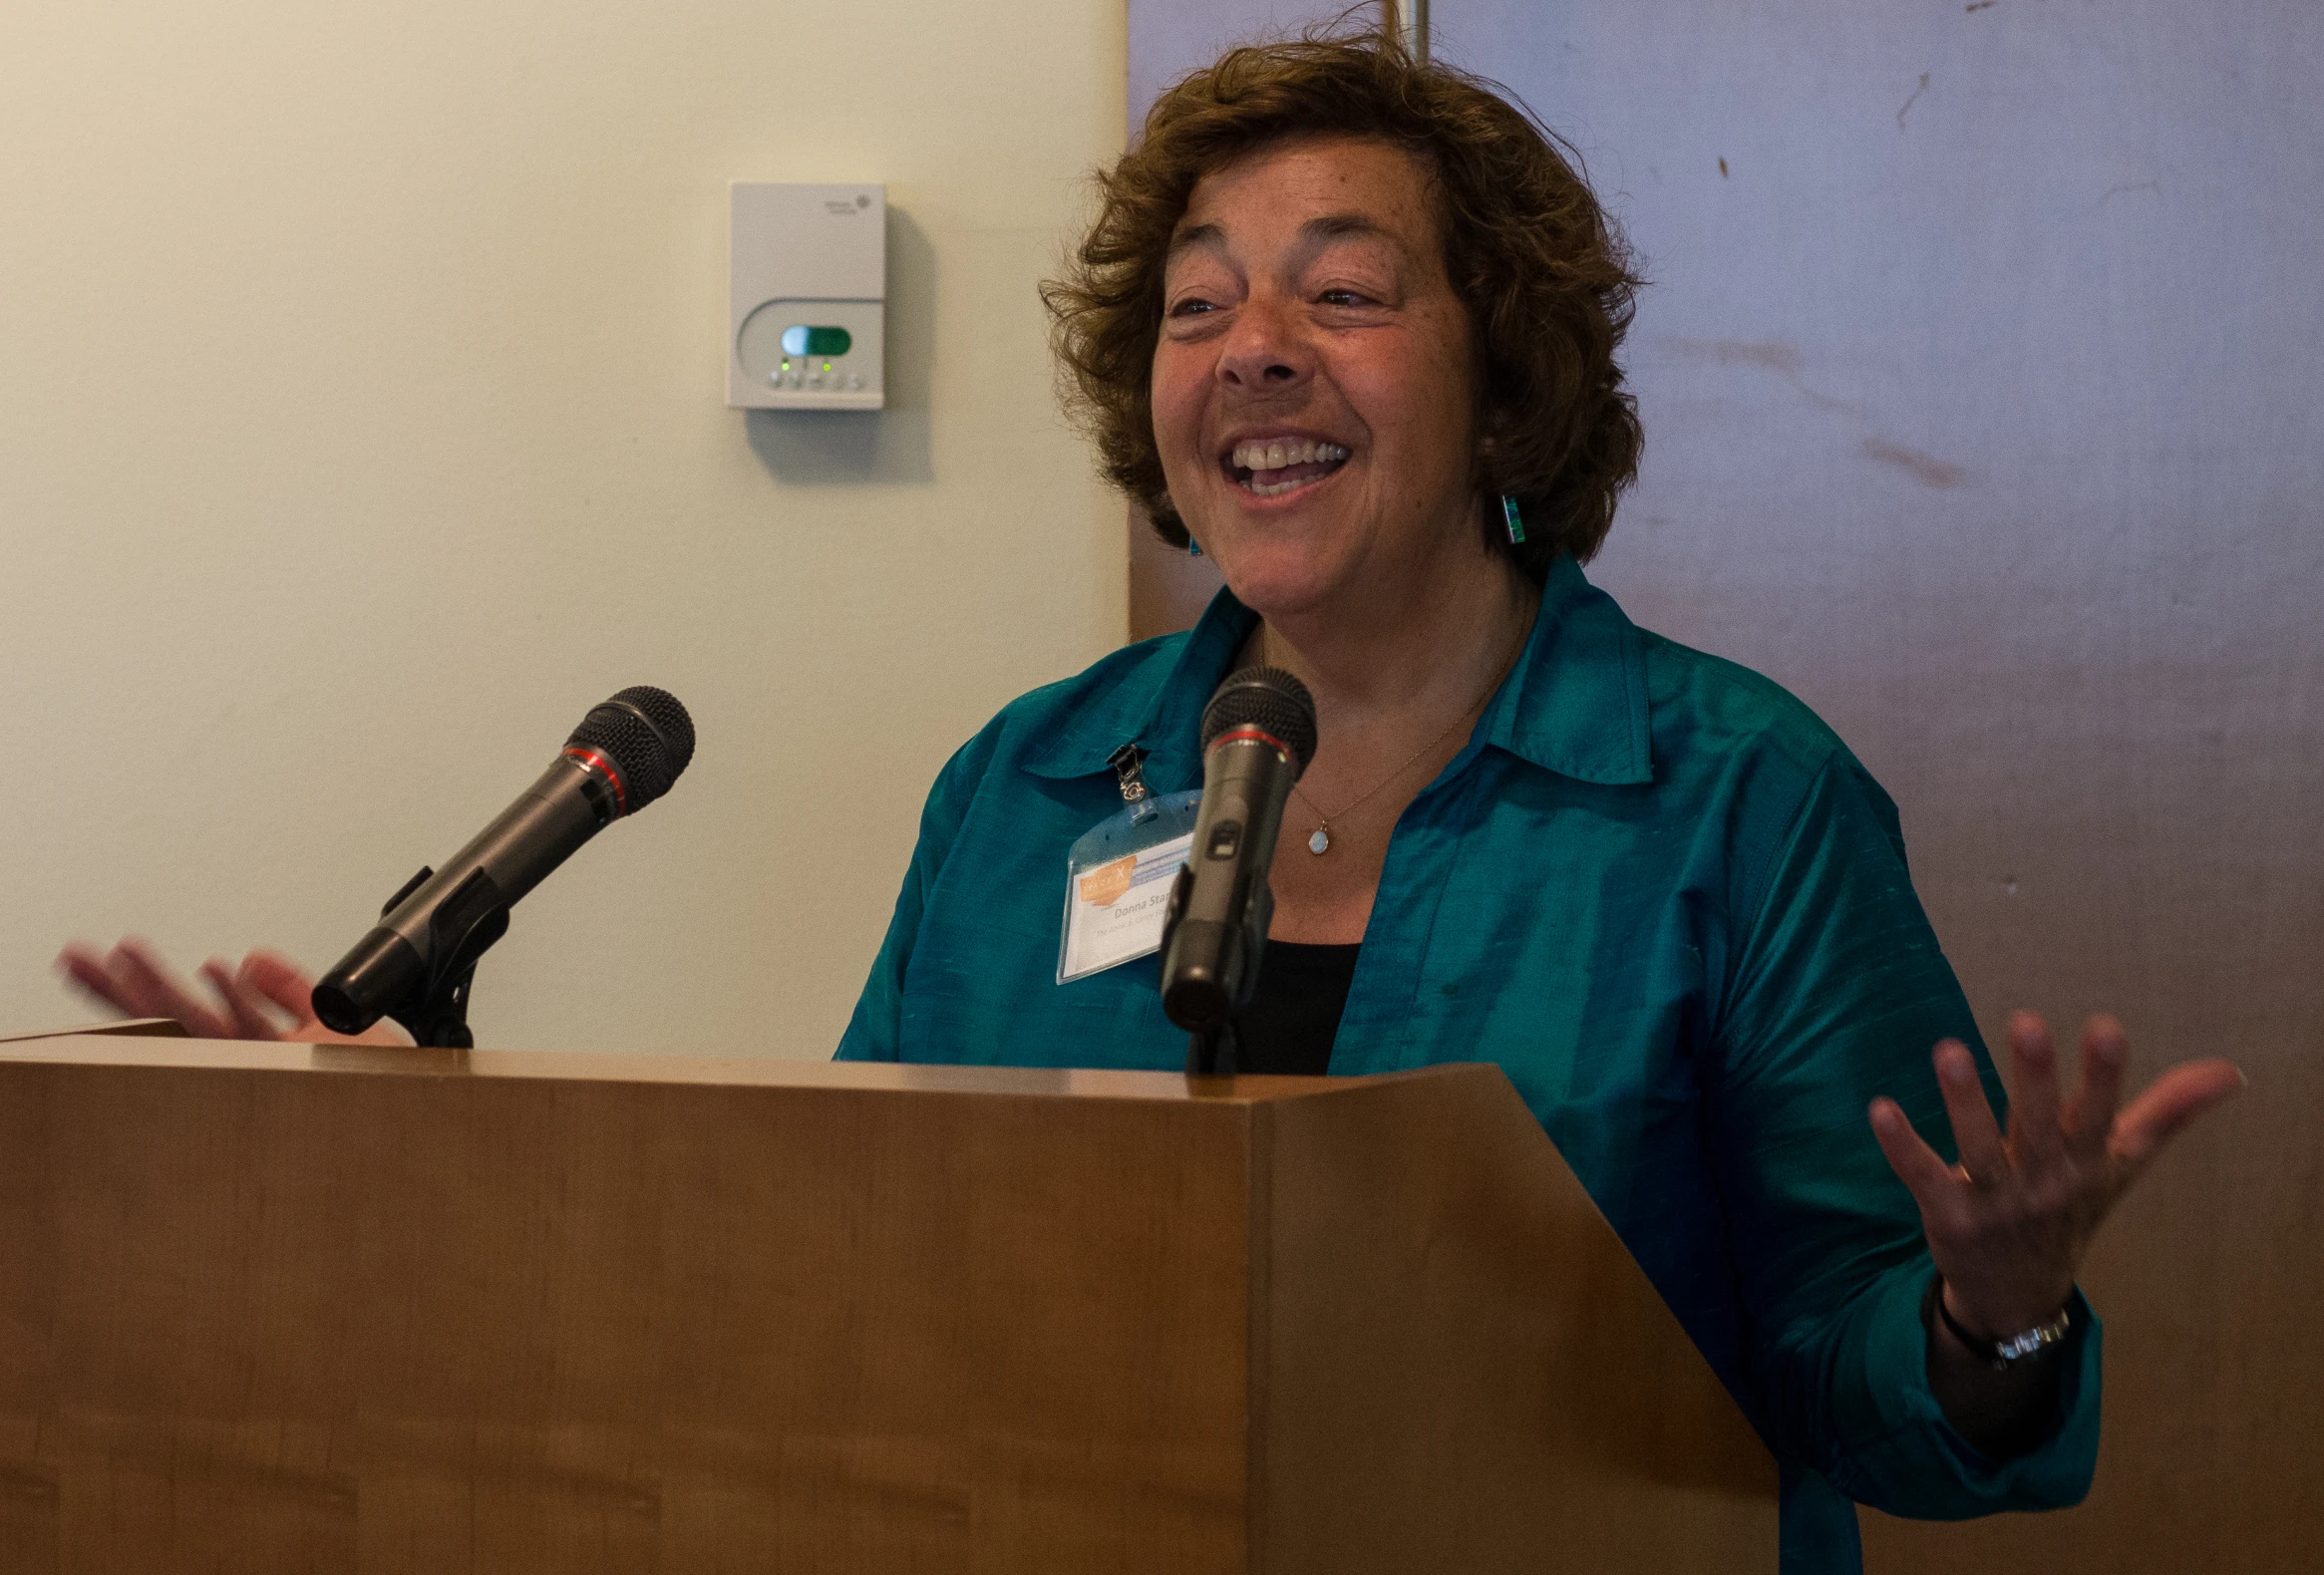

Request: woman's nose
left=1215, top=296, right=1311, bottom=392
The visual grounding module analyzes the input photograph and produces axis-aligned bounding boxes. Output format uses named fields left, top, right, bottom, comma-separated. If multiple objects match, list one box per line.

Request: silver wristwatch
left=1927, top=1276, right=2074, bottom=1371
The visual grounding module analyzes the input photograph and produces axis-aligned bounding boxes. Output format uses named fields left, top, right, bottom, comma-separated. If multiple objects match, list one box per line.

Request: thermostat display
left=780, top=325, right=853, bottom=358
left=729, top=182, right=884, bottom=411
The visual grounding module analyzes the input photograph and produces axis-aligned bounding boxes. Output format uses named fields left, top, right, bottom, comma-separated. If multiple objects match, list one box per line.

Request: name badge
left=1057, top=789, right=1200, bottom=984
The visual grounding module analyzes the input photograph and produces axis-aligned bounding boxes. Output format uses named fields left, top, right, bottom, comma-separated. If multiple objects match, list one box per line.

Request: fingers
left=56, top=943, right=138, bottom=1017
left=240, top=950, right=409, bottom=1046
left=198, top=959, right=288, bottom=1041
left=110, top=940, right=235, bottom=1036
left=237, top=950, right=321, bottom=1026
left=68, top=938, right=236, bottom=1038
left=1868, top=1097, right=1964, bottom=1216
left=2004, top=1011, right=2068, bottom=1173
left=56, top=938, right=402, bottom=1048
left=2112, top=1057, right=2246, bottom=1171
left=1932, top=1039, right=2010, bottom=1187
left=2064, top=1014, right=2130, bottom=1162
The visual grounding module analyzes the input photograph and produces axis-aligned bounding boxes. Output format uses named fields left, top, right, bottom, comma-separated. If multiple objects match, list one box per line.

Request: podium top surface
left=0, top=1027, right=1437, bottom=1104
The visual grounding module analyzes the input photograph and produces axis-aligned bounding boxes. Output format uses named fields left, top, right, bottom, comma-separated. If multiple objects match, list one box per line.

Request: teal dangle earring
left=1187, top=535, right=1202, bottom=557
left=1500, top=494, right=1526, bottom=545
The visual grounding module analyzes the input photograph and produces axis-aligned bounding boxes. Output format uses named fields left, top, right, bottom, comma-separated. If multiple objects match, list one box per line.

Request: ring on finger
left=1954, top=1161, right=2008, bottom=1191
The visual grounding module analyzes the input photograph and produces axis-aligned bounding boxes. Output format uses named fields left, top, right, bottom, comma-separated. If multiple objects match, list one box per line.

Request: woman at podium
left=829, top=31, right=2240, bottom=1570
left=62, top=27, right=2238, bottom=1575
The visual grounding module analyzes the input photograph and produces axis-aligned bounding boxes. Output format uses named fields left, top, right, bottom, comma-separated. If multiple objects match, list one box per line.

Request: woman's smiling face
left=1151, top=136, right=1482, bottom=621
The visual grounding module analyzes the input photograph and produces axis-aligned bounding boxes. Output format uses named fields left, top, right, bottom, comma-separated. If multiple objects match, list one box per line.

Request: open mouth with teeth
left=1225, top=438, right=1351, bottom=498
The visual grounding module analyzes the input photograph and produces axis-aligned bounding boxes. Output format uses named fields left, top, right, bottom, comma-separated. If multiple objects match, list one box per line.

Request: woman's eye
left=1318, top=288, right=1374, bottom=307
left=1168, top=296, right=1217, bottom=317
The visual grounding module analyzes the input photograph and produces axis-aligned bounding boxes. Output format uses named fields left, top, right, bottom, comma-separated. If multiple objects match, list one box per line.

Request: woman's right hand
left=56, top=937, right=410, bottom=1045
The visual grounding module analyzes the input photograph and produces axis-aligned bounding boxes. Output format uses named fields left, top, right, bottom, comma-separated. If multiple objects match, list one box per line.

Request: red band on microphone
left=1208, top=726, right=1294, bottom=760
left=562, top=746, right=629, bottom=814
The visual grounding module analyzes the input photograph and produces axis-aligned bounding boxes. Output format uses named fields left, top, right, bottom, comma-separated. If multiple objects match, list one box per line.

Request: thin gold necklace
left=1264, top=626, right=1528, bottom=856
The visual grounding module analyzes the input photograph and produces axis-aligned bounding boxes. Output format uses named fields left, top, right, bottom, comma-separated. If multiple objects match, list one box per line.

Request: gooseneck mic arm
left=311, top=686, right=696, bottom=1048
left=1159, top=667, right=1318, bottom=1076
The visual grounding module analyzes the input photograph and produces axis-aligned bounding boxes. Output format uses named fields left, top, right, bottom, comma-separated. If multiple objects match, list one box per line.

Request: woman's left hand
left=1869, top=1011, right=2244, bottom=1343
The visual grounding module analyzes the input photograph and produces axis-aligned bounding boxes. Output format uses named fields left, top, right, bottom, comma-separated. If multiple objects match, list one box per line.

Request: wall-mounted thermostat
left=729, top=182, right=884, bottom=411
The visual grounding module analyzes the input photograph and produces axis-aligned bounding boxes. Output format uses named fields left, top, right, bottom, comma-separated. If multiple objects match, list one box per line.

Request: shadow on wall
left=744, top=205, right=935, bottom=485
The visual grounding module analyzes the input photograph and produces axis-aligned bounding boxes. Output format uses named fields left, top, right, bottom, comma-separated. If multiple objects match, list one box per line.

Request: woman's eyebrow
left=1166, top=221, right=1226, bottom=258
left=1294, top=211, right=1409, bottom=269
left=1304, top=212, right=1390, bottom=243
left=1167, top=212, right=1403, bottom=261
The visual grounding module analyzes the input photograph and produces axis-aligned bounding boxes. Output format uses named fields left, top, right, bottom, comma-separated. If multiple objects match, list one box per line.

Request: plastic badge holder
left=1056, top=789, right=1201, bottom=984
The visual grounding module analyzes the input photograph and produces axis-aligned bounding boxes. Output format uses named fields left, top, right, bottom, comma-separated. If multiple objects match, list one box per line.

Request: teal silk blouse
left=837, top=554, right=2100, bottom=1572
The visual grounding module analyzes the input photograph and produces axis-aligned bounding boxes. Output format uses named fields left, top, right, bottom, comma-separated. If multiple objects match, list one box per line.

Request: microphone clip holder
left=1162, top=862, right=1266, bottom=1079
left=1185, top=1017, right=1242, bottom=1079
left=372, top=863, right=511, bottom=1051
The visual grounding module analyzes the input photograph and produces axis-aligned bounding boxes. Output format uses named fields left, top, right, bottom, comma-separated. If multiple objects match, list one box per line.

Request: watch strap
left=1925, top=1274, right=2073, bottom=1371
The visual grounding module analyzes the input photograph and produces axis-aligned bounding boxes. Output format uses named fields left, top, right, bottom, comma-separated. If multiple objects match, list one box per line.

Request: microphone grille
left=566, top=686, right=697, bottom=813
left=1199, top=666, right=1317, bottom=775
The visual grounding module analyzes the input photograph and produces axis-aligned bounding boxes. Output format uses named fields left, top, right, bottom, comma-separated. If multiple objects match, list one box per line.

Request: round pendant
left=1308, top=826, right=1331, bottom=855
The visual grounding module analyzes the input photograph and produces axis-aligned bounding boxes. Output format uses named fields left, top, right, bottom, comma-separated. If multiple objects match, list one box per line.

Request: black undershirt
left=1234, top=940, right=1362, bottom=1075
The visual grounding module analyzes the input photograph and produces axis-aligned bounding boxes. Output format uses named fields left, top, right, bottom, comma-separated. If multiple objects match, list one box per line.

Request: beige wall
left=0, top=0, right=1129, bottom=1055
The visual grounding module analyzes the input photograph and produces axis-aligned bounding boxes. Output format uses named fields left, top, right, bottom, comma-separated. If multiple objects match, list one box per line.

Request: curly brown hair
left=1043, top=25, right=1644, bottom=574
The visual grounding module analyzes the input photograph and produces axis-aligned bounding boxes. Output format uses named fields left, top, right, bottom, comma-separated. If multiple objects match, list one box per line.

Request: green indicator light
left=823, top=361, right=831, bottom=371
left=780, top=358, right=790, bottom=370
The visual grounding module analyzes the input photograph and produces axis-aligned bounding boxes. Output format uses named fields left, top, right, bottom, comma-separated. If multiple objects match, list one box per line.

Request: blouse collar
left=1022, top=552, right=1651, bottom=790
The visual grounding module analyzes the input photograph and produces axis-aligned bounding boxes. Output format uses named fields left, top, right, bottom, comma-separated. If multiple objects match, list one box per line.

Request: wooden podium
left=0, top=1029, right=1774, bottom=1573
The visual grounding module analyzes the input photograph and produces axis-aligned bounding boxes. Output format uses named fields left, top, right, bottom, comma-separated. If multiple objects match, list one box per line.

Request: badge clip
left=1108, top=742, right=1155, bottom=818
left=1060, top=745, right=1199, bottom=984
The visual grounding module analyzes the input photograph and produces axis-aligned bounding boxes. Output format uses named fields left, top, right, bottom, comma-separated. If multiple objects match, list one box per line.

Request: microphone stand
left=1185, top=1017, right=1242, bottom=1079
left=365, top=863, right=511, bottom=1050
left=392, top=958, right=485, bottom=1051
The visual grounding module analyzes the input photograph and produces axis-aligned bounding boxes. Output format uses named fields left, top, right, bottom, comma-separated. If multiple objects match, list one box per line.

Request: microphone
left=1159, top=666, right=1317, bottom=1073
left=311, top=686, right=696, bottom=1046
